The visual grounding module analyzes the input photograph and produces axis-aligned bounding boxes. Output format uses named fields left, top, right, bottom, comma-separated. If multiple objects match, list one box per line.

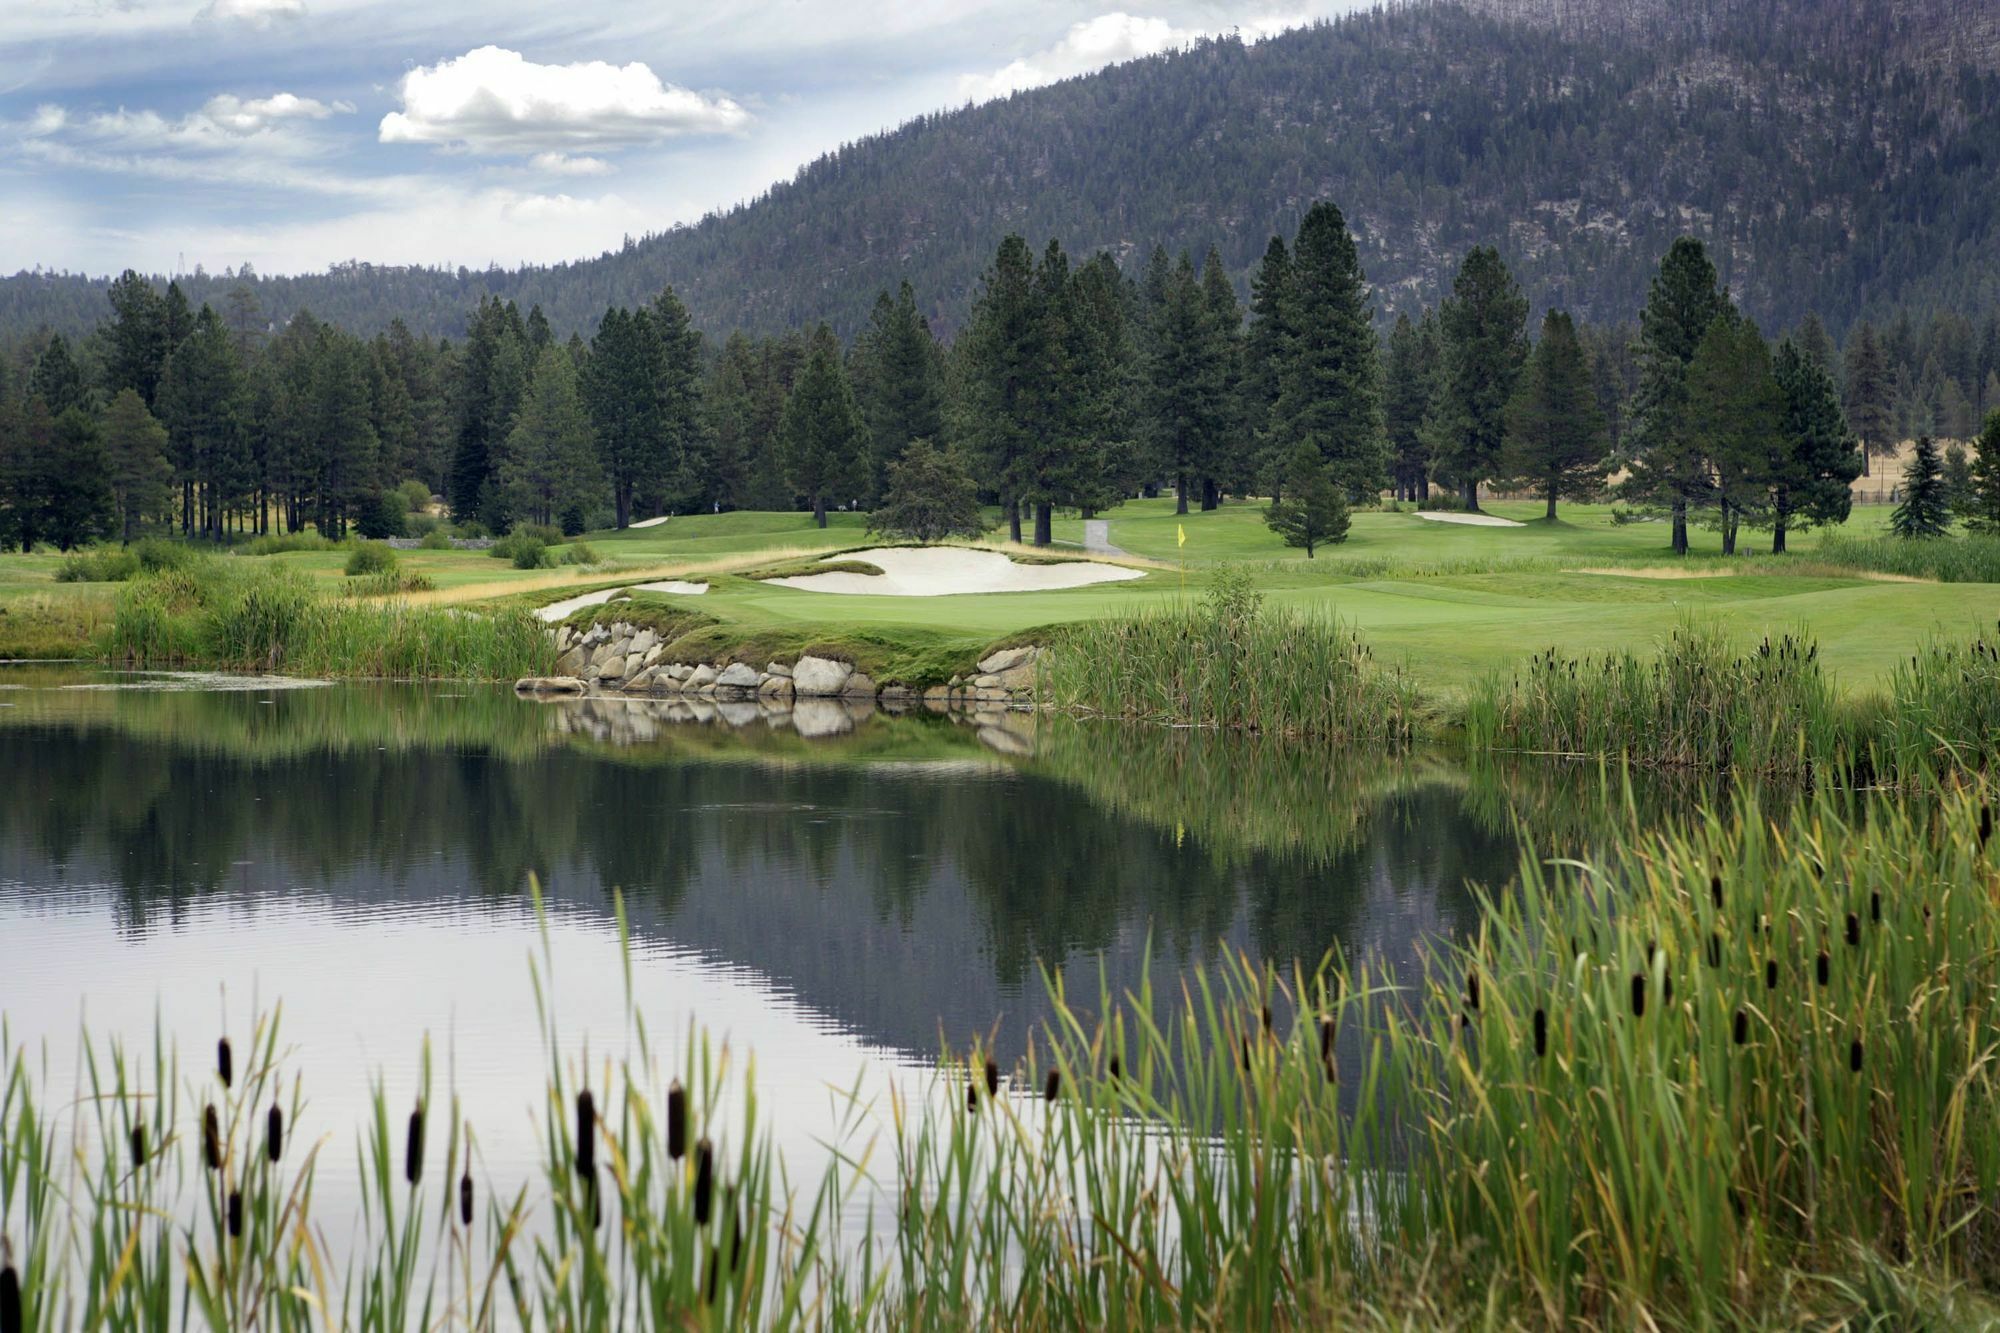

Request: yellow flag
left=1177, top=523, right=1186, bottom=548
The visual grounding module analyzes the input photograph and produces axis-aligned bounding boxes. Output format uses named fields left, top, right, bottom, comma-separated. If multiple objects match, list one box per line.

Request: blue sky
left=0, top=1, right=1356, bottom=278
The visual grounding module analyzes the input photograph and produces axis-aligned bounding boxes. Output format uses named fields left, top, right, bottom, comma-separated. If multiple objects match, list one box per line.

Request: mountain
left=4, top=0, right=1998, bottom=344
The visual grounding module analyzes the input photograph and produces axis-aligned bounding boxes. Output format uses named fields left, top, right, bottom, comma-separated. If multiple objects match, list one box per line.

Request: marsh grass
left=6, top=784, right=1998, bottom=1328
left=1042, top=578, right=1426, bottom=745
left=1816, top=532, right=2000, bottom=583
left=108, top=561, right=549, bottom=681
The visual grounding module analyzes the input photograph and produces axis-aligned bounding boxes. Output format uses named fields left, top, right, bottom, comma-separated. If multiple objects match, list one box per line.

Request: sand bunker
left=1414, top=511, right=1525, bottom=528
left=629, top=515, right=672, bottom=529
left=536, top=580, right=707, bottom=622
left=769, top=547, right=1144, bottom=597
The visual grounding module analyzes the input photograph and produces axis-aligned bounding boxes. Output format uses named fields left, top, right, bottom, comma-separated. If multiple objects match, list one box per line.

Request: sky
left=0, top=1, right=1362, bottom=279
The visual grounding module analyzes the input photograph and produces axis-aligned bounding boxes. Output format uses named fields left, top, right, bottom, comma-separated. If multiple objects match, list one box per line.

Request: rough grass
left=1816, top=532, right=2000, bottom=583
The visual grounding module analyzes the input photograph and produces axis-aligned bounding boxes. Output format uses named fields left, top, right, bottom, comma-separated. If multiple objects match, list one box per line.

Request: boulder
left=514, top=676, right=586, bottom=695
left=765, top=661, right=793, bottom=678
left=555, top=647, right=586, bottom=676
left=630, top=629, right=657, bottom=655
left=978, top=646, right=1036, bottom=676
left=840, top=671, right=877, bottom=699
left=686, top=663, right=718, bottom=689
left=666, top=663, right=693, bottom=681
left=974, top=674, right=1002, bottom=690
left=759, top=675, right=795, bottom=699
left=622, top=667, right=659, bottom=692
left=623, top=652, right=646, bottom=678
left=642, top=644, right=663, bottom=666
left=792, top=655, right=852, bottom=697
left=716, top=662, right=762, bottom=690
left=877, top=684, right=914, bottom=703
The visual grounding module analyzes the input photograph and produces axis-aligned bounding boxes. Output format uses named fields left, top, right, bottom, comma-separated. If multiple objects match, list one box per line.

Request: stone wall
left=525, top=620, right=1042, bottom=710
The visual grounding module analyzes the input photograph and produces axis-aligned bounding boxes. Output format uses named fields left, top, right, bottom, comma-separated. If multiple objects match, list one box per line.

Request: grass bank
left=5, top=782, right=1997, bottom=1328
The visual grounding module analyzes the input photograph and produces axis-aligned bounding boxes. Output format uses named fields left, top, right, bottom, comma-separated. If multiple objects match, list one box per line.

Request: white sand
left=536, top=580, right=707, bottom=622
left=769, top=547, right=1144, bottom=597
left=629, top=515, right=672, bottom=529
left=1413, top=511, right=1525, bottom=528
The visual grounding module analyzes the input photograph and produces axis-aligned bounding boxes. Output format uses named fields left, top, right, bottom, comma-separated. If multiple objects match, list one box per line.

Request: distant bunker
left=768, top=547, right=1145, bottom=597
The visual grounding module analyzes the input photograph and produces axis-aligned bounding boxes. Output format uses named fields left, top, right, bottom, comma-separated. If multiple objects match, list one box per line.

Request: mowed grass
left=5, top=502, right=1997, bottom=694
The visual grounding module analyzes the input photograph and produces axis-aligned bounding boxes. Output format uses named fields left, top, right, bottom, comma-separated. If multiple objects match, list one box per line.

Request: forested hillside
left=3, top=0, right=1999, bottom=343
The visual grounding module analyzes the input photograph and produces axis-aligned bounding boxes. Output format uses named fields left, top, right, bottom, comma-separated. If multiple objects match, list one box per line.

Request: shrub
left=344, top=542, right=398, bottom=577
left=559, top=542, right=600, bottom=566
left=405, top=513, right=440, bottom=537
left=397, top=478, right=433, bottom=512
left=354, top=492, right=409, bottom=540
left=346, top=569, right=436, bottom=597
left=242, top=532, right=334, bottom=556
left=132, top=537, right=198, bottom=572
left=452, top=519, right=489, bottom=540
left=418, top=528, right=454, bottom=551
left=513, top=522, right=564, bottom=546
left=490, top=532, right=552, bottom=568
left=53, top=548, right=140, bottom=583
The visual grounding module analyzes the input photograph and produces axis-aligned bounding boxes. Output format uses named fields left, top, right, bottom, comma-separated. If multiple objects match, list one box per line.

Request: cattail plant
left=983, top=1058, right=999, bottom=1098
left=203, top=1104, right=221, bottom=1171
left=404, top=1101, right=425, bottom=1186
left=217, top=1036, right=233, bottom=1089
left=1108, top=1055, right=1122, bottom=1082
left=1630, top=973, right=1646, bottom=1018
left=266, top=1102, right=284, bottom=1162
left=693, top=1138, right=715, bottom=1226
left=1733, top=1009, right=1748, bottom=1045
left=227, top=1190, right=243, bottom=1238
left=1533, top=1007, right=1547, bottom=1057
left=130, top=1123, right=147, bottom=1170
left=1464, top=968, right=1481, bottom=1011
left=1043, top=1068, right=1061, bottom=1102
left=1871, top=890, right=1881, bottom=923
left=1845, top=912, right=1860, bottom=947
left=459, top=1169, right=473, bottom=1227
left=1710, top=873, right=1723, bottom=908
left=1849, top=1038, right=1864, bottom=1072
left=1, top=1241, right=18, bottom=1333
left=1766, top=959, right=1778, bottom=990
left=1816, top=951, right=1830, bottom=986
left=575, top=1089, right=596, bottom=1177
left=667, top=1078, right=687, bottom=1160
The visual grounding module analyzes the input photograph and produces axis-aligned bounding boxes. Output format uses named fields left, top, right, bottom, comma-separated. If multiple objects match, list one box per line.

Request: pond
left=0, top=666, right=1671, bottom=1248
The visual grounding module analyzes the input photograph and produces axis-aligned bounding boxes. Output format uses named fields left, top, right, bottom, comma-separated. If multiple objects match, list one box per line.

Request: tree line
left=3, top=214, right=1998, bottom=554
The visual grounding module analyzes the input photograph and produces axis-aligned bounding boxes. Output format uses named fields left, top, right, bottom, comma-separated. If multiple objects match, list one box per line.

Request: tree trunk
left=1200, top=478, right=1218, bottom=512
left=1545, top=484, right=1557, bottom=521
left=1462, top=478, right=1479, bottom=512
left=1860, top=444, right=1871, bottom=478
left=1175, top=476, right=1189, bottom=516
left=1418, top=474, right=1431, bottom=503
left=1671, top=499, right=1688, bottom=556
left=615, top=485, right=631, bottom=530
left=813, top=493, right=827, bottom=529
left=1773, top=515, right=1788, bottom=554
left=1720, top=500, right=1737, bottom=556
left=1007, top=499, right=1021, bottom=544
left=1033, top=502, right=1052, bottom=547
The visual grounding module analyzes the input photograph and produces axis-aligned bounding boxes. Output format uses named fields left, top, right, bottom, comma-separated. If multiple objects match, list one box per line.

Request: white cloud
left=196, top=92, right=344, bottom=134
left=958, top=9, right=1306, bottom=102
left=20, top=91, right=349, bottom=158
left=378, top=46, right=750, bottom=158
left=196, top=0, right=309, bottom=27
left=529, top=151, right=613, bottom=175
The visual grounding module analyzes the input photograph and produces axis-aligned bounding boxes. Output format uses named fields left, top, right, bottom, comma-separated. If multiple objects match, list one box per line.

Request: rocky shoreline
left=517, top=618, right=1044, bottom=710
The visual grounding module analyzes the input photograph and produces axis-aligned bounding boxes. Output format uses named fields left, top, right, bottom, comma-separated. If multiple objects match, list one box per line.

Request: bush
left=242, top=532, right=334, bottom=556
left=344, top=542, right=398, bottom=577
left=418, top=528, right=454, bottom=551
left=405, top=513, right=441, bottom=537
left=53, top=547, right=141, bottom=583
left=354, top=492, right=409, bottom=540
left=490, top=531, right=553, bottom=567
left=132, top=537, right=199, bottom=572
left=559, top=542, right=600, bottom=566
left=346, top=569, right=436, bottom=597
left=513, top=521, right=565, bottom=545
left=452, top=519, right=489, bottom=540
left=398, top=479, right=433, bottom=513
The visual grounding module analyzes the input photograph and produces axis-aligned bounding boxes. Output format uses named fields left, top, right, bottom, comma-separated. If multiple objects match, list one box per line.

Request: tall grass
left=1463, top=621, right=1852, bottom=778
left=107, top=560, right=550, bottom=681
left=1877, top=620, right=2000, bottom=776
left=1041, top=576, right=1425, bottom=745
left=1816, top=531, right=2000, bottom=583
left=6, top=785, right=1997, bottom=1327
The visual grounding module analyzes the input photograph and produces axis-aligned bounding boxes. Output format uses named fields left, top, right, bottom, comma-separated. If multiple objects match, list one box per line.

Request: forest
left=2, top=0, right=1999, bottom=344
left=2, top=203, right=1997, bottom=558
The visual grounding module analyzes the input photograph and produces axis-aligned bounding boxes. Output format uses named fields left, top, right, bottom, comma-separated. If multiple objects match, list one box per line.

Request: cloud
left=530, top=151, right=613, bottom=176
left=958, top=9, right=1307, bottom=102
left=196, top=93, right=345, bottom=134
left=378, top=46, right=750, bottom=158
left=20, top=91, right=349, bottom=157
left=196, top=0, right=308, bottom=27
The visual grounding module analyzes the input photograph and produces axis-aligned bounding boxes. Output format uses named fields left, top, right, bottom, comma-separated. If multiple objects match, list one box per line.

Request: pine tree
left=868, top=439, right=985, bottom=542
left=1197, top=247, right=1244, bottom=508
left=449, top=299, right=528, bottom=525
left=953, top=235, right=1043, bottom=542
left=160, top=306, right=248, bottom=540
left=1966, top=409, right=2000, bottom=533
left=0, top=399, right=53, bottom=551
left=498, top=347, right=603, bottom=529
left=1890, top=436, right=1951, bottom=538
left=781, top=324, right=864, bottom=528
left=645, top=286, right=704, bottom=515
left=1144, top=252, right=1229, bottom=516
left=1500, top=309, right=1608, bottom=520
left=99, top=388, right=173, bottom=542
left=855, top=282, right=944, bottom=501
left=1766, top=337, right=1860, bottom=552
left=307, top=329, right=381, bottom=540
left=42, top=408, right=117, bottom=550
left=1626, top=237, right=1733, bottom=554
left=30, top=334, right=89, bottom=417
left=1686, top=316, right=1786, bottom=555
left=1264, top=441, right=1349, bottom=556
left=1433, top=246, right=1529, bottom=510
left=1842, top=321, right=1893, bottom=479
left=1064, top=251, right=1140, bottom=515
left=1277, top=201, right=1384, bottom=500
left=103, top=270, right=169, bottom=407
left=1383, top=311, right=1437, bottom=502
left=1242, top=236, right=1294, bottom=497
left=582, top=305, right=665, bottom=528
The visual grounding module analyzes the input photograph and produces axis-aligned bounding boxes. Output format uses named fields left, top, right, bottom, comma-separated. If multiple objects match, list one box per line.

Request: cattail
left=1043, top=1068, right=1060, bottom=1102
left=1663, top=974, right=1674, bottom=1007
left=1870, top=890, right=1881, bottom=923
left=1261, top=1004, right=1273, bottom=1036
left=1107, top=1055, right=1121, bottom=1083
left=130, top=1124, right=147, bottom=1170
left=405, top=1102, right=425, bottom=1187
left=1766, top=959, right=1778, bottom=990
left=1710, top=873, right=1723, bottom=909
left=1816, top=951, right=1830, bottom=987
left=227, top=1190, right=243, bottom=1238
left=1707, top=934, right=1721, bottom=967
left=266, top=1104, right=284, bottom=1162
left=983, top=1058, right=999, bottom=1099
left=203, top=1104, right=221, bottom=1171
left=1845, top=912, right=1860, bottom=947
left=1728, top=1187, right=1745, bottom=1221
left=1733, top=1009, right=1748, bottom=1045
left=1464, top=969, right=1480, bottom=1012
left=1849, top=1038, right=1864, bottom=1073
left=1982, top=804, right=1993, bottom=847
left=966, top=1080, right=978, bottom=1112
left=217, top=1037, right=233, bottom=1090
left=693, top=1138, right=715, bottom=1226
left=667, top=1080, right=687, bottom=1161
left=460, top=1170, right=474, bottom=1227
left=1532, top=1008, right=1547, bottom=1058
left=0, top=1253, right=17, bottom=1333
left=1630, top=974, right=1646, bottom=1018
left=575, top=1090, right=596, bottom=1177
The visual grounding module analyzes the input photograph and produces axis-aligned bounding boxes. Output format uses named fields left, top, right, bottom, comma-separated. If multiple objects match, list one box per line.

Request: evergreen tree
left=498, top=347, right=603, bottom=530
left=306, top=329, right=380, bottom=540
left=1766, top=337, right=1860, bottom=552
left=1144, top=252, right=1231, bottom=516
left=103, top=270, right=169, bottom=407
left=1500, top=309, right=1608, bottom=520
left=703, top=331, right=761, bottom=511
left=42, top=408, right=117, bottom=550
left=30, top=334, right=89, bottom=417
left=1382, top=311, right=1437, bottom=502
left=1793, top=312, right=1837, bottom=380
left=1242, top=236, right=1294, bottom=496
left=1626, top=237, right=1733, bottom=554
left=99, top=388, right=173, bottom=542
left=1263, top=441, right=1349, bottom=556
left=160, top=306, right=248, bottom=540
left=1686, top=316, right=1785, bottom=554
left=1064, top=252, right=1140, bottom=515
left=582, top=305, right=667, bottom=528
left=0, top=398, right=54, bottom=551
left=1018, top=239, right=1095, bottom=545
left=1197, top=247, right=1244, bottom=507
left=868, top=439, right=985, bottom=542
left=855, top=282, right=944, bottom=501
left=1842, top=320, right=1893, bottom=479
left=1890, top=436, right=1951, bottom=538
left=1967, top=409, right=2000, bottom=533
left=645, top=286, right=705, bottom=515
left=953, top=235, right=1043, bottom=542
left=1276, top=201, right=1384, bottom=500
left=1433, top=246, right=1529, bottom=510
left=781, top=324, right=864, bottom=527
left=448, top=298, right=528, bottom=524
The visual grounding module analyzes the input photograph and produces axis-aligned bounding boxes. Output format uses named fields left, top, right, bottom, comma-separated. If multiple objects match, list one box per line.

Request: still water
left=0, top=666, right=1568, bottom=1240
